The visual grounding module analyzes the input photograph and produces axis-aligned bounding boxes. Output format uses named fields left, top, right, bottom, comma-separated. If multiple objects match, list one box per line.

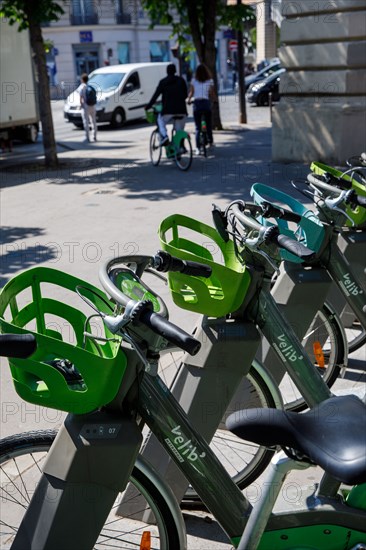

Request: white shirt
left=191, top=78, right=214, bottom=100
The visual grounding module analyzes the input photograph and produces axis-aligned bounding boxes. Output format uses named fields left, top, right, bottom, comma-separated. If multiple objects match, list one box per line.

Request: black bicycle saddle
left=226, top=395, right=366, bottom=485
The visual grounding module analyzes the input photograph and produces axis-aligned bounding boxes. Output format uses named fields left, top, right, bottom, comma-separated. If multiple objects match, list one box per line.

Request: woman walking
left=188, top=64, right=217, bottom=153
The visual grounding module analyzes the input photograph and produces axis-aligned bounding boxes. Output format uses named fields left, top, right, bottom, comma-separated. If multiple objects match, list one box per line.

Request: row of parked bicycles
left=0, top=154, right=365, bottom=549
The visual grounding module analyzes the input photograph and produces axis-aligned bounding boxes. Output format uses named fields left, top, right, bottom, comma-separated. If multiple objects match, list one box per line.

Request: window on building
left=73, top=45, right=100, bottom=80
left=115, top=0, right=132, bottom=24
left=150, top=41, right=170, bottom=62
left=71, top=0, right=98, bottom=25
left=118, top=42, right=130, bottom=64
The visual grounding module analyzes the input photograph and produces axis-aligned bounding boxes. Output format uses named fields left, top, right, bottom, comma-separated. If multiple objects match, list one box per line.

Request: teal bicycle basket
left=251, top=183, right=325, bottom=263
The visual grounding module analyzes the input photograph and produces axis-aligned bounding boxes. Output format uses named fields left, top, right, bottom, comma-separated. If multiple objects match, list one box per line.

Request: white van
left=64, top=62, right=170, bottom=128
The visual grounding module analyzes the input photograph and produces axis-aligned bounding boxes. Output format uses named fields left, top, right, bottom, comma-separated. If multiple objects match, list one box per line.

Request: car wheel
left=111, top=108, right=125, bottom=128
left=25, top=124, right=39, bottom=143
left=256, top=93, right=269, bottom=107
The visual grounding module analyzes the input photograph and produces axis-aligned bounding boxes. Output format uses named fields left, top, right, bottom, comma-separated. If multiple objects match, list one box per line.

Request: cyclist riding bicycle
left=145, top=63, right=187, bottom=146
left=187, top=63, right=217, bottom=153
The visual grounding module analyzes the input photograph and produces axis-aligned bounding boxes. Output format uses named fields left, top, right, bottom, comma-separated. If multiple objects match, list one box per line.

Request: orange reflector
left=313, top=341, right=325, bottom=368
left=140, top=531, right=151, bottom=550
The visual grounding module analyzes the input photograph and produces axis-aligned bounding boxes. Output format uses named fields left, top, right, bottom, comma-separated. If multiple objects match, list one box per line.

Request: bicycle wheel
left=149, top=129, right=162, bottom=166
left=158, top=357, right=278, bottom=499
left=174, top=135, right=193, bottom=171
left=0, top=431, right=182, bottom=549
left=198, top=132, right=207, bottom=157
left=279, top=303, right=346, bottom=412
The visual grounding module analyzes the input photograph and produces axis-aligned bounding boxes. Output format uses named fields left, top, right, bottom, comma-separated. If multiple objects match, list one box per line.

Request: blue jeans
left=193, top=99, right=213, bottom=148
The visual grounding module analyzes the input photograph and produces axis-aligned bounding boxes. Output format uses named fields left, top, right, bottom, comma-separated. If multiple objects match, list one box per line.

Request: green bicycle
left=0, top=249, right=365, bottom=549
left=146, top=106, right=193, bottom=171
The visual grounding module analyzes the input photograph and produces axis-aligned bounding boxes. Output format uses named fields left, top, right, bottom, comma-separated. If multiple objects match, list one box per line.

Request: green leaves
left=0, top=0, right=65, bottom=29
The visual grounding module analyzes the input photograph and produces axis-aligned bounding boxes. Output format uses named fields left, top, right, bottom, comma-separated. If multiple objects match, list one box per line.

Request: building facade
left=272, top=0, right=366, bottom=162
left=42, top=0, right=232, bottom=97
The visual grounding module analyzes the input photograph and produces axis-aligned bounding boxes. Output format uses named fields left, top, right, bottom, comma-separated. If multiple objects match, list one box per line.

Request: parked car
left=244, top=60, right=281, bottom=91
left=64, top=62, right=170, bottom=128
left=246, top=68, right=286, bottom=107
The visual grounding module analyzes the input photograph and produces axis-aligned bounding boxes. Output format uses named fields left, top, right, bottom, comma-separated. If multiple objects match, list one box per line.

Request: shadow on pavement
left=0, top=226, right=58, bottom=286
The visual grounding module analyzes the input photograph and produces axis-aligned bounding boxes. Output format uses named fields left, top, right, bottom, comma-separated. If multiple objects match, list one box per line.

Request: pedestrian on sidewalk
left=78, top=73, right=97, bottom=143
left=187, top=64, right=216, bottom=154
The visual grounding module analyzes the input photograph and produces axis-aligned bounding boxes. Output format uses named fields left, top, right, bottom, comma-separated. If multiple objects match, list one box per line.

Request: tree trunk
left=186, top=0, right=223, bottom=130
left=26, top=13, right=58, bottom=167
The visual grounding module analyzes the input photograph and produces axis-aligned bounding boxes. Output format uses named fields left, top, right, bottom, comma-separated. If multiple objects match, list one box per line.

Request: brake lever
left=323, top=190, right=356, bottom=226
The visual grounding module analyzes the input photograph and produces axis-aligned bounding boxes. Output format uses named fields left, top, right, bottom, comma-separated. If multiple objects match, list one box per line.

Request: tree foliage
left=0, top=0, right=64, bottom=29
left=0, top=0, right=66, bottom=167
left=142, top=0, right=255, bottom=128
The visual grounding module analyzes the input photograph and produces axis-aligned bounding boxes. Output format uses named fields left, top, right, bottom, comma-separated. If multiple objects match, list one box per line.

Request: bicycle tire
left=149, top=129, right=162, bottom=166
left=198, top=132, right=207, bottom=157
left=174, top=135, right=193, bottom=171
left=0, top=431, right=182, bottom=549
left=280, top=303, right=346, bottom=412
left=157, top=360, right=278, bottom=500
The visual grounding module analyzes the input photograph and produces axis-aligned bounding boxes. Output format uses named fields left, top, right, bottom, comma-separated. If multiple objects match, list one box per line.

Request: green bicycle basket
left=0, top=267, right=127, bottom=414
left=310, top=161, right=366, bottom=228
left=159, top=214, right=251, bottom=317
left=146, top=103, right=162, bottom=124
left=250, top=183, right=325, bottom=263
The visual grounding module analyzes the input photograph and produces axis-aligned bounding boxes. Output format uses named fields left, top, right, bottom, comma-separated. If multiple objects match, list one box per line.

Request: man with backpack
left=79, top=73, right=97, bottom=143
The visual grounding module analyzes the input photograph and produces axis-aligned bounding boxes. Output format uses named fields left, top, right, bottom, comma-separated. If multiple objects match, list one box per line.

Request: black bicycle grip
left=0, top=334, right=37, bottom=358
left=154, top=251, right=212, bottom=278
left=139, top=309, right=201, bottom=356
left=261, top=201, right=302, bottom=223
left=323, top=172, right=352, bottom=190
left=276, top=234, right=316, bottom=261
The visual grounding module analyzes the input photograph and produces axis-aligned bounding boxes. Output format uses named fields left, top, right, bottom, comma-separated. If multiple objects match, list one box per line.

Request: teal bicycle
left=146, top=106, right=193, bottom=171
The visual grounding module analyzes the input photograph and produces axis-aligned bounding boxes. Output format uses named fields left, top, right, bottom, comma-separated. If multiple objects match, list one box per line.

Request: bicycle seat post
left=237, top=451, right=309, bottom=550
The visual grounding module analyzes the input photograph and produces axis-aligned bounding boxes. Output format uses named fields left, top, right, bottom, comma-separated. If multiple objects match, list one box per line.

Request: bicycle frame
left=326, top=228, right=366, bottom=353
left=11, top=353, right=366, bottom=550
left=321, top=228, right=366, bottom=328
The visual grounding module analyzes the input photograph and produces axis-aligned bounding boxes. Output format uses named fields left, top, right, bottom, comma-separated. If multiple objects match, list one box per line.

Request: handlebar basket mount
left=159, top=214, right=251, bottom=317
left=0, top=267, right=126, bottom=414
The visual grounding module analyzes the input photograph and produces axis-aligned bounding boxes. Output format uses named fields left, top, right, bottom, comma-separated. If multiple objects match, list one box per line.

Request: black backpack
left=85, top=84, right=97, bottom=106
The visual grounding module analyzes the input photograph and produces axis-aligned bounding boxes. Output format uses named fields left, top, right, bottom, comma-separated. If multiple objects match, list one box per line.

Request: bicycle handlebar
left=99, top=255, right=201, bottom=356
left=260, top=201, right=302, bottom=223
left=0, top=334, right=37, bottom=358
left=345, top=189, right=366, bottom=209
left=230, top=203, right=316, bottom=261
left=265, top=227, right=316, bottom=261
left=307, top=172, right=351, bottom=195
left=153, top=250, right=212, bottom=278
